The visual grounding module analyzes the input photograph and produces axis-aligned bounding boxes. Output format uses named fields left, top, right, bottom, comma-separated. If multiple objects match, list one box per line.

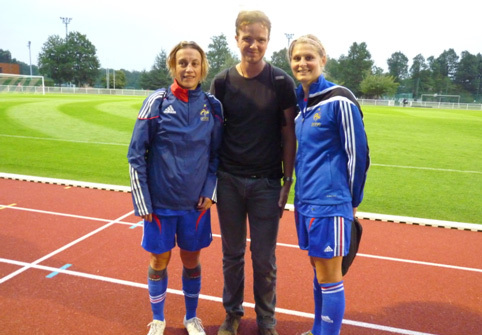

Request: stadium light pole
left=285, top=33, right=294, bottom=48
left=60, top=17, right=72, bottom=39
left=27, top=41, right=32, bottom=76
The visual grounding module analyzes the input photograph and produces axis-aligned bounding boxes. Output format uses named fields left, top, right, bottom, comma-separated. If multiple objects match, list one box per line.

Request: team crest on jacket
left=200, top=105, right=210, bottom=121
left=312, top=111, right=322, bottom=127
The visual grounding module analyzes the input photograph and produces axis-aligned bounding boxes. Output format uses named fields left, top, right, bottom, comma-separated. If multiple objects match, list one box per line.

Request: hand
left=197, top=197, right=213, bottom=211
left=353, top=207, right=358, bottom=218
left=141, top=213, right=152, bottom=222
left=278, top=182, right=292, bottom=218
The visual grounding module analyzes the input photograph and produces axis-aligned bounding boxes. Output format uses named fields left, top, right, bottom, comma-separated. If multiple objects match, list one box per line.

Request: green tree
left=204, top=34, right=238, bottom=90
left=139, top=50, right=171, bottom=90
left=101, top=69, right=127, bottom=89
left=324, top=58, right=344, bottom=85
left=67, top=32, right=100, bottom=86
left=336, top=42, right=374, bottom=96
left=38, top=32, right=100, bottom=86
left=360, top=74, right=399, bottom=98
left=387, top=51, right=409, bottom=82
left=38, top=35, right=68, bottom=84
left=410, top=54, right=432, bottom=99
left=454, top=51, right=479, bottom=99
left=122, top=69, right=142, bottom=89
left=427, top=49, right=458, bottom=95
left=270, top=47, right=294, bottom=81
left=0, top=49, right=14, bottom=63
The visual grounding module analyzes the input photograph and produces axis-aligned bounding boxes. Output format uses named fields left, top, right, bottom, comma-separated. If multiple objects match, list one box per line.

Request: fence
left=2, top=85, right=482, bottom=110
left=0, top=84, right=151, bottom=96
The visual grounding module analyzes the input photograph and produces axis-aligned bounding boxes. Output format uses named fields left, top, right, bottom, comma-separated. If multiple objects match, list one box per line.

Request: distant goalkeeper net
left=421, top=93, right=460, bottom=103
left=0, top=73, right=45, bottom=94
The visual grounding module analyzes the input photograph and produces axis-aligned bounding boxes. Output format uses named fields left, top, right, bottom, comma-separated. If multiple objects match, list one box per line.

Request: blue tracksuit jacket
left=127, top=82, right=223, bottom=216
left=294, top=75, right=369, bottom=211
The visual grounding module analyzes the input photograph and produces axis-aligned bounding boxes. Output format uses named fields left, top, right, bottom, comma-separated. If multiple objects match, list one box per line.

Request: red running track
left=0, top=178, right=481, bottom=335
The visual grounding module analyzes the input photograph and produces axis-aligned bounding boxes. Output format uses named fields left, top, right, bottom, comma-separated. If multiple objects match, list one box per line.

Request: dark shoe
left=218, top=314, right=241, bottom=335
left=258, top=327, right=279, bottom=335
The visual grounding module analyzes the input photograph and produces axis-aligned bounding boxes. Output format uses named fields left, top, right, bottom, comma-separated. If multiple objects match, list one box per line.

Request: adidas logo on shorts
left=324, top=246, right=334, bottom=252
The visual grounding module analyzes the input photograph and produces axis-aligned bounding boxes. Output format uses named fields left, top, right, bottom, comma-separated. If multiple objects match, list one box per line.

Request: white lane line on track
left=0, top=257, right=437, bottom=335
left=2, top=172, right=481, bottom=230
left=0, top=210, right=134, bottom=284
left=2, top=204, right=481, bottom=274
left=0, top=204, right=134, bottom=225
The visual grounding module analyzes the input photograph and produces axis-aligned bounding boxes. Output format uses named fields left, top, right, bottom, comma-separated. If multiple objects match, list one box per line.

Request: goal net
left=0, top=73, right=45, bottom=94
left=421, top=93, right=460, bottom=103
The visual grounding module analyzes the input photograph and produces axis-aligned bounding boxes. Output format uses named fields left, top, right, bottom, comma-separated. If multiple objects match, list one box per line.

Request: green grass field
left=1, top=94, right=481, bottom=224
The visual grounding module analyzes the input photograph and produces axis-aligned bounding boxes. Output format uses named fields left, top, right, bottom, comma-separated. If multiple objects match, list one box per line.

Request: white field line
left=1, top=136, right=481, bottom=174
left=371, top=163, right=482, bottom=174
left=0, top=257, right=438, bottom=335
left=0, top=134, right=127, bottom=147
left=2, top=204, right=481, bottom=274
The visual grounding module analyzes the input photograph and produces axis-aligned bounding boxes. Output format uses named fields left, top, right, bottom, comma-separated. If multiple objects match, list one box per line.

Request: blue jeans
left=216, top=171, right=281, bottom=328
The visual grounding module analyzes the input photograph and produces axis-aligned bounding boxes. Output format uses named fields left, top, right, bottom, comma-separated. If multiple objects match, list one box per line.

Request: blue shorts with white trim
left=295, top=211, right=351, bottom=259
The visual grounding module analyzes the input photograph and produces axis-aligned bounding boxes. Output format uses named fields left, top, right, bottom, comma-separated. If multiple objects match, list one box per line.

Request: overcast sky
left=2, top=0, right=480, bottom=73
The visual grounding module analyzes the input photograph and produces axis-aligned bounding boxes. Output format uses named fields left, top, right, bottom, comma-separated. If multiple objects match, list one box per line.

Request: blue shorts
left=295, top=211, right=351, bottom=259
left=141, top=209, right=212, bottom=254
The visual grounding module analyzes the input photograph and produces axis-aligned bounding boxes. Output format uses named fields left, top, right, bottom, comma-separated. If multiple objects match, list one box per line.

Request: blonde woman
left=288, top=35, right=370, bottom=335
left=128, top=41, right=223, bottom=335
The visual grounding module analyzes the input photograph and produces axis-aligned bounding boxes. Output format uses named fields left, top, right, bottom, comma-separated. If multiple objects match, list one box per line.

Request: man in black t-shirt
left=210, top=10, right=297, bottom=335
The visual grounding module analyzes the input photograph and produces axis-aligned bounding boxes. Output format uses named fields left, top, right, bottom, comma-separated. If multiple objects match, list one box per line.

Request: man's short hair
left=235, top=10, right=271, bottom=38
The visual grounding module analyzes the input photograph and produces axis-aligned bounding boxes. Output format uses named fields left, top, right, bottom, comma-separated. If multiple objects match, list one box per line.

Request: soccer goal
left=421, top=93, right=460, bottom=103
left=0, top=73, right=45, bottom=95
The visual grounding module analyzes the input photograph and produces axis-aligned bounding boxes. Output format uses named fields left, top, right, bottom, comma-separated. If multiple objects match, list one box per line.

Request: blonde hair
left=166, top=41, right=209, bottom=82
left=288, top=34, right=327, bottom=62
left=235, top=10, right=271, bottom=38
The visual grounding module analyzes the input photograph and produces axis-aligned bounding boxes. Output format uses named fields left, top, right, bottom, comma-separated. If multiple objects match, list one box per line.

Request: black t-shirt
left=211, top=63, right=296, bottom=178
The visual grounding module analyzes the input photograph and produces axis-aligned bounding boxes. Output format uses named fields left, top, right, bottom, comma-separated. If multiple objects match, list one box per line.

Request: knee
left=180, top=249, right=201, bottom=269
left=150, top=251, right=171, bottom=270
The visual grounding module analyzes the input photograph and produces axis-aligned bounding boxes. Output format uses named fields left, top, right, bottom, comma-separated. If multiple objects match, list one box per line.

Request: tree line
left=2, top=31, right=481, bottom=103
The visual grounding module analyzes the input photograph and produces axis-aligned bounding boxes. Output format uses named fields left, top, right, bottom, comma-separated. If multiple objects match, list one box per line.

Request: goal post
left=421, top=93, right=460, bottom=103
left=0, top=73, right=45, bottom=95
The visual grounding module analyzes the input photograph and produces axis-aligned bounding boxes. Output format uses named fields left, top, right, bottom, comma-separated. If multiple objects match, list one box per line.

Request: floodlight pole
left=27, top=41, right=32, bottom=76
left=60, top=17, right=72, bottom=39
left=285, top=33, right=294, bottom=48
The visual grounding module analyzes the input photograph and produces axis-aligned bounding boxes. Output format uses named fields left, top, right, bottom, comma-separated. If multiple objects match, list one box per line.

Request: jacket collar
left=170, top=80, right=202, bottom=102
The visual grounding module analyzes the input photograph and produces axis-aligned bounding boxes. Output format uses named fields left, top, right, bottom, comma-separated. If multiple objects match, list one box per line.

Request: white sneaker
left=183, top=316, right=206, bottom=335
left=147, top=320, right=166, bottom=335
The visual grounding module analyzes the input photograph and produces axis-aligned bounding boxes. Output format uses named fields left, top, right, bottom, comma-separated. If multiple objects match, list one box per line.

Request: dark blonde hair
left=235, top=10, right=271, bottom=38
left=166, top=41, right=209, bottom=82
left=288, top=34, right=327, bottom=62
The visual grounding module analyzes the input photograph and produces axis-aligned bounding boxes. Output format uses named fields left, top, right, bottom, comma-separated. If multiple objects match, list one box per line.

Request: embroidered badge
left=312, top=111, right=321, bottom=127
left=200, top=105, right=210, bottom=121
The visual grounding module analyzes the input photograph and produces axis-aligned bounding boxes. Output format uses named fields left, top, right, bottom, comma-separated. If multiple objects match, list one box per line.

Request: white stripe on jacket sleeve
left=340, top=100, right=356, bottom=194
left=129, top=164, right=149, bottom=216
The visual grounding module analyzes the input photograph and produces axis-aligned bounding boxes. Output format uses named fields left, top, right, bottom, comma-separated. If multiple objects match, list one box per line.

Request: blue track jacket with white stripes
left=294, top=75, right=369, bottom=210
left=127, top=82, right=223, bottom=216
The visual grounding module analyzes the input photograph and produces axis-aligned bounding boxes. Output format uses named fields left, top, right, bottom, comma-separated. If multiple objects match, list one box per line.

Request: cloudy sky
left=2, top=0, right=480, bottom=73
